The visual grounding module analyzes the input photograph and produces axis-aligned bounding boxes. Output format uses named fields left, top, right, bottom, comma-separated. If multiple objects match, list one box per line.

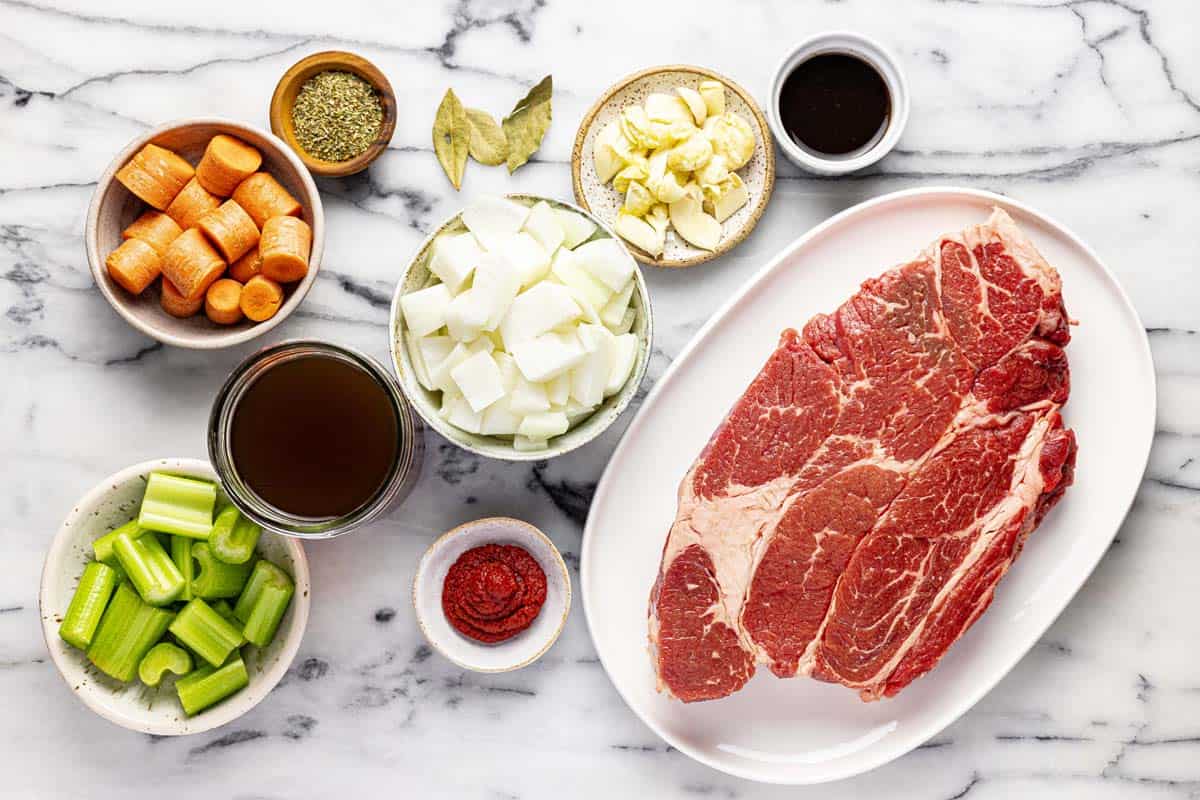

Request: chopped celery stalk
left=211, top=600, right=238, bottom=625
left=168, top=598, right=245, bottom=667
left=58, top=561, right=118, bottom=650
left=208, top=506, right=261, bottom=565
left=234, top=559, right=294, bottom=625
left=92, top=520, right=144, bottom=566
left=175, top=652, right=248, bottom=716
left=171, top=536, right=194, bottom=601
left=137, top=642, right=193, bottom=687
left=241, top=579, right=294, bottom=648
left=191, top=543, right=253, bottom=599
left=113, top=531, right=185, bottom=606
left=137, top=472, right=216, bottom=539
left=87, top=583, right=174, bottom=682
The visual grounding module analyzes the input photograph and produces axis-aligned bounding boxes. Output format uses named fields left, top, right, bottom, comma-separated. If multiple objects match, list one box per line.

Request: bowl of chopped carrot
left=86, top=119, right=325, bottom=349
left=39, top=457, right=311, bottom=735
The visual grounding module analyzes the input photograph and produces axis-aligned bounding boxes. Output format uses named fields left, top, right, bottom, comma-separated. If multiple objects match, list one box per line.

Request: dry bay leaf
left=465, top=108, right=508, bottom=166
left=502, top=75, right=552, bottom=174
left=433, top=88, right=469, bottom=189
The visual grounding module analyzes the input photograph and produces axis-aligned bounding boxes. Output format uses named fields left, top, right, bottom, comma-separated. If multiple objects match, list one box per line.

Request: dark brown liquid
left=230, top=354, right=399, bottom=518
left=779, top=53, right=891, bottom=156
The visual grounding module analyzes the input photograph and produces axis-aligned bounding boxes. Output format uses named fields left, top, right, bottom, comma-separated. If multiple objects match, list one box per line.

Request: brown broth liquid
left=779, top=53, right=891, bottom=156
left=230, top=354, right=399, bottom=518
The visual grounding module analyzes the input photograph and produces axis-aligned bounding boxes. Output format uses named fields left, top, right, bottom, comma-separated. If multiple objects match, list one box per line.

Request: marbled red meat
left=648, top=209, right=1076, bottom=702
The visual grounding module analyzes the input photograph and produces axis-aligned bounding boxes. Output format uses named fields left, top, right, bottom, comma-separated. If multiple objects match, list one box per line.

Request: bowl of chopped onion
left=389, top=194, right=653, bottom=461
left=39, top=457, right=310, bottom=735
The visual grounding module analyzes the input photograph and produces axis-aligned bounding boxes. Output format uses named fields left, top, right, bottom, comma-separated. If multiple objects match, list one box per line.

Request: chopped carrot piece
left=106, top=238, right=162, bottom=295
left=259, top=216, right=312, bottom=283
left=166, top=177, right=221, bottom=230
left=204, top=278, right=244, bottom=325
left=162, top=228, right=226, bottom=301
left=239, top=275, right=284, bottom=322
left=122, top=210, right=182, bottom=256
left=197, top=200, right=259, bottom=263
left=196, top=135, right=262, bottom=197
left=229, top=248, right=262, bottom=284
left=161, top=277, right=204, bottom=318
left=115, top=144, right=194, bottom=210
left=232, top=172, right=301, bottom=229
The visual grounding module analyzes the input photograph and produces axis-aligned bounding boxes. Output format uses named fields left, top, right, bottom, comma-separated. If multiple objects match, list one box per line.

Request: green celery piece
left=137, top=642, right=193, bottom=687
left=169, top=598, right=245, bottom=667
left=175, top=652, right=248, bottom=716
left=87, top=583, right=174, bottom=682
left=92, top=520, right=144, bottom=566
left=58, top=561, right=118, bottom=650
left=240, top=569, right=294, bottom=648
left=191, top=542, right=253, bottom=599
left=209, top=505, right=261, bottom=565
left=138, top=473, right=217, bottom=540
left=113, top=531, right=185, bottom=606
left=234, top=559, right=293, bottom=625
left=211, top=600, right=239, bottom=625
left=171, top=536, right=194, bottom=602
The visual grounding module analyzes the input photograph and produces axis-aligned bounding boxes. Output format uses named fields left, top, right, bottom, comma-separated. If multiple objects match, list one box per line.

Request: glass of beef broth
left=768, top=32, right=910, bottom=176
left=209, top=341, right=423, bottom=537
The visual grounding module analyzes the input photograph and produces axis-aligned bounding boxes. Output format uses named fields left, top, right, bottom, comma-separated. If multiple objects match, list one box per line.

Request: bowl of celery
left=39, top=458, right=310, bottom=735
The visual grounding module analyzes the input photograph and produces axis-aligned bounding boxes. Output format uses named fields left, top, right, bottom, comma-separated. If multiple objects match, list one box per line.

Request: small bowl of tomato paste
left=413, top=517, right=570, bottom=672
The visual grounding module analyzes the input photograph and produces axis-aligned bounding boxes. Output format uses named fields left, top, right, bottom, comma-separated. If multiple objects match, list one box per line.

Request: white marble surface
left=1, top=0, right=1197, bottom=796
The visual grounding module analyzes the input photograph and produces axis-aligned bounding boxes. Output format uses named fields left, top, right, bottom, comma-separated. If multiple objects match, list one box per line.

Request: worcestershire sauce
left=230, top=354, right=399, bottom=518
left=779, top=53, right=891, bottom=156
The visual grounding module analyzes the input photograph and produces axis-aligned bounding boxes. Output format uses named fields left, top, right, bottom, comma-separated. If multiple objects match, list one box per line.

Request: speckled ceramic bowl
left=572, top=65, right=775, bottom=268
left=39, top=458, right=311, bottom=736
left=86, top=118, right=325, bottom=349
left=388, top=194, right=653, bottom=462
left=412, top=517, right=570, bottom=673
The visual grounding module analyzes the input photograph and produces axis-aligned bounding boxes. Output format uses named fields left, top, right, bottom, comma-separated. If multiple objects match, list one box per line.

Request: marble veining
left=2, top=0, right=1198, bottom=797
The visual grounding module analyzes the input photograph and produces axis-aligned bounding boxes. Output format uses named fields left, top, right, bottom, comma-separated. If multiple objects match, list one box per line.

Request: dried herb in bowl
left=291, top=70, right=383, bottom=162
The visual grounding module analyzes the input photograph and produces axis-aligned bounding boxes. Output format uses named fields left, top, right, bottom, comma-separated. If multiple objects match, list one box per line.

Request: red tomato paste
left=442, top=544, right=547, bottom=643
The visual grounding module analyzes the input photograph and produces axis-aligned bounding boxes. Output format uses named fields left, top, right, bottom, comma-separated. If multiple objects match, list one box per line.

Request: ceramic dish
left=86, top=118, right=325, bottom=349
left=768, top=31, right=910, bottom=175
left=413, top=517, right=570, bottom=672
left=388, top=194, right=653, bottom=462
left=39, top=458, right=311, bottom=736
left=270, top=50, right=397, bottom=177
left=571, top=65, right=775, bottom=268
left=581, top=187, right=1155, bottom=783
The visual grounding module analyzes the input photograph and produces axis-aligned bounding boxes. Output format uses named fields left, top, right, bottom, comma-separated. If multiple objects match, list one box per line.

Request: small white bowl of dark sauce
left=769, top=31, right=909, bottom=175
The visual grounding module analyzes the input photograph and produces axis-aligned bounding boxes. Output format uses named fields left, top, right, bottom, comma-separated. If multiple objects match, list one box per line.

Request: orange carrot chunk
left=122, top=210, right=182, bottom=256
left=161, top=277, right=204, bottom=318
left=166, top=177, right=221, bottom=230
left=106, top=238, right=162, bottom=295
left=259, top=216, right=312, bottom=283
left=196, top=135, right=262, bottom=197
left=162, top=228, right=226, bottom=301
left=228, top=248, right=262, bottom=284
left=115, top=143, right=194, bottom=210
left=239, top=275, right=284, bottom=322
left=204, top=278, right=245, bottom=325
left=197, top=200, right=260, bottom=263
left=231, top=172, right=302, bottom=229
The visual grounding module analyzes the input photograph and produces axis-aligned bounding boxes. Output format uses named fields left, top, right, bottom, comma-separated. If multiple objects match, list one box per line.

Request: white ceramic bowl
left=39, top=458, right=311, bottom=736
left=768, top=32, right=910, bottom=175
left=412, top=517, right=570, bottom=673
left=388, top=194, right=653, bottom=461
left=86, top=118, right=325, bottom=349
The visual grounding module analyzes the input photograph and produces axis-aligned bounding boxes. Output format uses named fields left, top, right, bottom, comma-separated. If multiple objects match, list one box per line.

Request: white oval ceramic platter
left=580, top=187, right=1155, bottom=784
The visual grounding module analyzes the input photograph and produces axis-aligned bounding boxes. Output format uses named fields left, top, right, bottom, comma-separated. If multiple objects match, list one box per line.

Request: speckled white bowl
left=412, top=517, right=570, bottom=673
left=388, top=194, right=653, bottom=462
left=86, top=118, right=325, bottom=349
left=572, top=65, right=776, bottom=268
left=39, top=458, right=311, bottom=736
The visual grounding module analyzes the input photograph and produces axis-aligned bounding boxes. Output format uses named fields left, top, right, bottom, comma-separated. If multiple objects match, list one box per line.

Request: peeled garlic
left=668, top=194, right=722, bottom=251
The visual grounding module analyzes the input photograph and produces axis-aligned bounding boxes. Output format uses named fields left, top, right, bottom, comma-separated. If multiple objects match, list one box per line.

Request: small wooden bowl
left=270, top=51, right=396, bottom=177
left=571, top=65, right=776, bottom=269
